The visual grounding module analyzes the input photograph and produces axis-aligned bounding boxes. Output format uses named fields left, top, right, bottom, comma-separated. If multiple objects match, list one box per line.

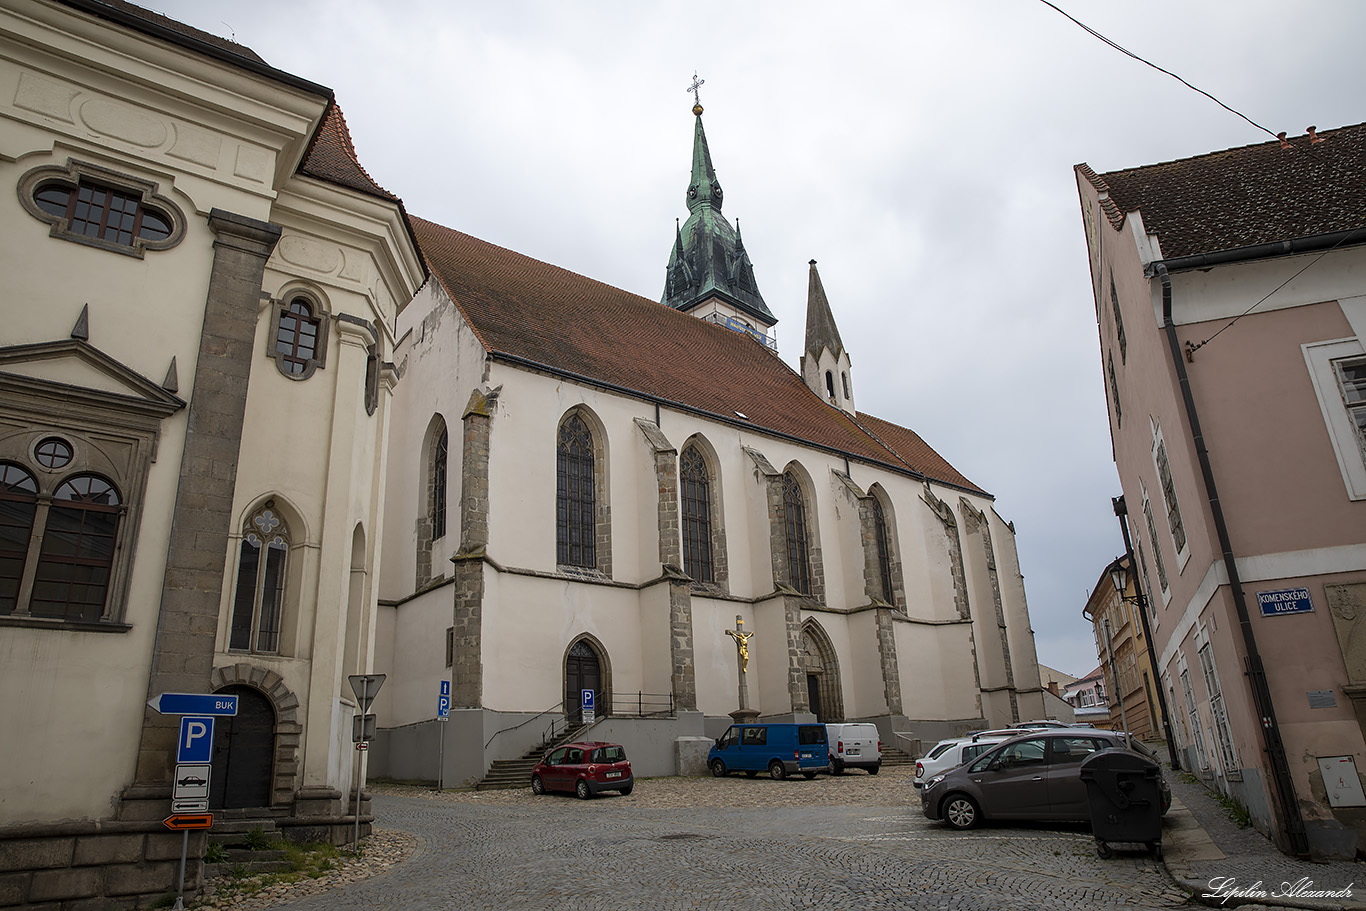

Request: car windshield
left=592, top=746, right=626, bottom=763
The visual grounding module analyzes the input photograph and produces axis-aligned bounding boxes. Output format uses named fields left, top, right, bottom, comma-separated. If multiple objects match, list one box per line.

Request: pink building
left=1076, top=123, right=1366, bottom=859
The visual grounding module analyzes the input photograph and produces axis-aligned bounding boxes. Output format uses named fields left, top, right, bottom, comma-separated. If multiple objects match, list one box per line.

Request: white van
left=825, top=723, right=881, bottom=775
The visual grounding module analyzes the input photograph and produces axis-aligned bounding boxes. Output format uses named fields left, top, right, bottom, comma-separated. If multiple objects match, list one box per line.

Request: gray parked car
left=920, top=729, right=1170, bottom=830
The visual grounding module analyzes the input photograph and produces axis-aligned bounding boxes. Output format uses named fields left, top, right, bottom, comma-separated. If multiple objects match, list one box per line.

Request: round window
left=34, top=437, right=73, bottom=470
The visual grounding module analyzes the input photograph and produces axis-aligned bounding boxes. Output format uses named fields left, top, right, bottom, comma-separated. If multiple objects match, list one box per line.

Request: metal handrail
left=606, top=692, right=676, bottom=718
left=484, top=701, right=564, bottom=750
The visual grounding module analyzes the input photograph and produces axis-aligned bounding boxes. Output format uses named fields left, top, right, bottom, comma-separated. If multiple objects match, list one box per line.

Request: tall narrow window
left=30, top=475, right=121, bottom=621
left=679, top=446, right=713, bottom=583
left=1155, top=438, right=1187, bottom=554
left=871, top=496, right=894, bottom=603
left=1199, top=643, right=1238, bottom=772
left=825, top=371, right=836, bottom=400
left=557, top=416, right=596, bottom=568
left=1142, top=486, right=1169, bottom=593
left=230, top=507, right=289, bottom=653
left=432, top=427, right=448, bottom=540
left=1110, top=276, right=1127, bottom=363
left=0, top=464, right=39, bottom=615
left=1108, top=351, right=1122, bottom=428
left=783, top=471, right=812, bottom=595
left=1180, top=667, right=1210, bottom=770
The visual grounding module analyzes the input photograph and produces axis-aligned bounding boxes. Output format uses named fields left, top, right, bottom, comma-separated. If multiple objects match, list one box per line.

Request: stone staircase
left=880, top=747, right=913, bottom=768
left=202, top=818, right=293, bottom=879
left=476, top=724, right=588, bottom=790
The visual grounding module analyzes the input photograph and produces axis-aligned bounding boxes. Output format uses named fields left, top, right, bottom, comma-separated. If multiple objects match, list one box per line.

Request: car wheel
left=832, top=759, right=845, bottom=775
left=531, top=775, right=545, bottom=795
left=575, top=779, right=592, bottom=800
left=867, top=764, right=880, bottom=776
left=619, top=784, right=633, bottom=796
left=943, top=793, right=981, bottom=830
left=768, top=760, right=786, bottom=780
left=710, top=759, right=727, bottom=778
left=802, top=771, right=816, bottom=780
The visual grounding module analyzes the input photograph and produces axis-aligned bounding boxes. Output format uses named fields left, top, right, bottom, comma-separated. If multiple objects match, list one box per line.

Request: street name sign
left=148, top=693, right=238, bottom=716
left=1257, top=587, right=1314, bottom=617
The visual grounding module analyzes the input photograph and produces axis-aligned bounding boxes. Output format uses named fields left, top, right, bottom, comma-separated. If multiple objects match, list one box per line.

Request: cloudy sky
left=150, top=0, right=1365, bottom=676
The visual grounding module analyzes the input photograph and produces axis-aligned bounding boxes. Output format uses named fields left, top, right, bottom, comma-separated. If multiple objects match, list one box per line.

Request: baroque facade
left=0, top=1, right=421, bottom=904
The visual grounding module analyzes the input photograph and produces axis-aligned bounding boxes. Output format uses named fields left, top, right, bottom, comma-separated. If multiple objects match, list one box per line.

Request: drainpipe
left=1155, top=263, right=1309, bottom=856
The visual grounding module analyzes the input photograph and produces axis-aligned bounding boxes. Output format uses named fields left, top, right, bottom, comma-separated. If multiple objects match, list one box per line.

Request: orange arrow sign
left=163, top=813, right=214, bottom=831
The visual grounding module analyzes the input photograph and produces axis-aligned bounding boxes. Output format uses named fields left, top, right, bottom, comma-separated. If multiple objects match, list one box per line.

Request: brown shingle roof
left=299, top=102, right=400, bottom=203
left=1078, top=123, right=1366, bottom=259
left=411, top=216, right=986, bottom=496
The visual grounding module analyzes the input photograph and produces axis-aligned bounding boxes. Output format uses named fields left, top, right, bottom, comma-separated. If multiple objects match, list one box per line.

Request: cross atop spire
left=687, top=72, right=705, bottom=113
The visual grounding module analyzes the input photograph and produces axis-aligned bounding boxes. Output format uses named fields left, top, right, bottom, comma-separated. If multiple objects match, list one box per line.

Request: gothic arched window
left=432, top=427, right=448, bottom=540
left=557, top=416, right=596, bottom=568
left=269, top=295, right=329, bottom=379
left=872, top=495, right=894, bottom=603
left=783, top=471, right=812, bottom=595
left=230, top=506, right=289, bottom=653
left=680, top=446, right=713, bottom=583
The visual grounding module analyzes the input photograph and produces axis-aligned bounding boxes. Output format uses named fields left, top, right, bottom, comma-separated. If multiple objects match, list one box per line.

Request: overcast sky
left=150, top=0, right=1365, bottom=677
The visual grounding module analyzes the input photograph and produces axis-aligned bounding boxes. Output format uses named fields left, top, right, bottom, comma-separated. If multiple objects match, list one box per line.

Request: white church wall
left=844, top=609, right=888, bottom=717
left=382, top=281, right=489, bottom=601
left=692, top=596, right=752, bottom=717
left=896, top=619, right=981, bottom=722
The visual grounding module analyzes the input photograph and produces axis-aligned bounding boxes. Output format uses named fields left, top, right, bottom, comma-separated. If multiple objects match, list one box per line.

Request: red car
left=531, top=741, right=634, bottom=799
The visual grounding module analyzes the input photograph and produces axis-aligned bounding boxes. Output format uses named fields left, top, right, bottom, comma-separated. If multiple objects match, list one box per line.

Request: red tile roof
left=1078, top=123, right=1366, bottom=260
left=411, top=215, right=987, bottom=496
left=299, top=103, right=400, bottom=203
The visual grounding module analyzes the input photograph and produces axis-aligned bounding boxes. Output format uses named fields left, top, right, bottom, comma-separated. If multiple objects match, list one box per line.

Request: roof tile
left=411, top=215, right=986, bottom=496
left=1082, top=123, right=1366, bottom=259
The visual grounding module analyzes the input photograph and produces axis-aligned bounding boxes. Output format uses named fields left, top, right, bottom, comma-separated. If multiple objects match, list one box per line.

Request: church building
left=371, top=99, right=1046, bottom=785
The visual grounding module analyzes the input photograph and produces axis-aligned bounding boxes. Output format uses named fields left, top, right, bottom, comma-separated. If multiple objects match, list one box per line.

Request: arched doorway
left=209, top=685, right=275, bottom=809
left=565, top=638, right=607, bottom=725
left=802, top=622, right=844, bottom=723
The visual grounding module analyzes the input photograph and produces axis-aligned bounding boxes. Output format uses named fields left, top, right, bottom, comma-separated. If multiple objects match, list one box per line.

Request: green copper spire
left=662, top=99, right=775, bottom=327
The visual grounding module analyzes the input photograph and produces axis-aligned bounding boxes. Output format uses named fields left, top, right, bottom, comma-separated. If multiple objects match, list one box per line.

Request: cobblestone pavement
left=1162, top=764, right=1366, bottom=911
left=250, top=768, right=1190, bottom=911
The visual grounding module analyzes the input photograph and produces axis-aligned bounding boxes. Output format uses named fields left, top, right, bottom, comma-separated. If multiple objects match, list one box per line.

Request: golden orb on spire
left=693, top=103, right=703, bottom=116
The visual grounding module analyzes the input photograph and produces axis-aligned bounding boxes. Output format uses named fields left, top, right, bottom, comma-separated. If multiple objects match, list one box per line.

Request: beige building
left=0, top=1, right=421, bottom=903
left=1077, top=123, right=1366, bottom=858
left=1082, top=556, right=1159, bottom=740
left=371, top=104, right=1047, bottom=785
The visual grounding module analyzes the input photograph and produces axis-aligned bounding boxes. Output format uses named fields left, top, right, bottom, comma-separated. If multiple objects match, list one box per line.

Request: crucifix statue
left=726, top=615, right=759, bottom=722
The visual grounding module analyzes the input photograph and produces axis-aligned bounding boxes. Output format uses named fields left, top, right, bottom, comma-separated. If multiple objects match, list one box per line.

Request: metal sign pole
left=170, top=829, right=188, bottom=910
left=353, top=747, right=363, bottom=853
left=438, top=720, right=445, bottom=791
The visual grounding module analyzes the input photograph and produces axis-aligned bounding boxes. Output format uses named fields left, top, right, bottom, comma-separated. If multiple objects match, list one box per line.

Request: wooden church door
left=566, top=640, right=602, bottom=725
left=209, top=685, right=274, bottom=809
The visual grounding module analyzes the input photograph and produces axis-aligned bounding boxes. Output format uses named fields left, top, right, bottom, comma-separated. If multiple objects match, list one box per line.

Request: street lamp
left=1109, top=563, right=1130, bottom=599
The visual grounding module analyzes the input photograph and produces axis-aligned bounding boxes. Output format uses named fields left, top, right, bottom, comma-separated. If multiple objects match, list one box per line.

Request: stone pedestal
left=728, top=708, right=760, bottom=723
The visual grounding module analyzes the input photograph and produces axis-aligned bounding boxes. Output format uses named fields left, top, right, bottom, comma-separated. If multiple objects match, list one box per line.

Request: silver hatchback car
left=920, top=729, right=1170, bottom=830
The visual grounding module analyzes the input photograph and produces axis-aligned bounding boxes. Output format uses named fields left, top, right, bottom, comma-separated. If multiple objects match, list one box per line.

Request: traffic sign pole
left=347, top=675, right=385, bottom=853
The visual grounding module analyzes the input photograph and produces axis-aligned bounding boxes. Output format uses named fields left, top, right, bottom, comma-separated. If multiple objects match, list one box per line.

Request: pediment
left=0, top=339, right=184, bottom=417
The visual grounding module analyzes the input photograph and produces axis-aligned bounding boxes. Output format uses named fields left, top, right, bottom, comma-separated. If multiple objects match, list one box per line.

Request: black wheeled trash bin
left=1079, top=748, right=1163, bottom=859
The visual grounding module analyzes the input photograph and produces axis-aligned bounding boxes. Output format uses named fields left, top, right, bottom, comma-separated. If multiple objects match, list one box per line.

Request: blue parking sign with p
left=178, top=716, right=215, bottom=764
left=582, top=689, right=594, bottom=711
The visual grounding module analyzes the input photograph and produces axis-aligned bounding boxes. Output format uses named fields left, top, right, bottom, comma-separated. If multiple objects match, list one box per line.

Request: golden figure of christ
left=726, top=616, right=754, bottom=673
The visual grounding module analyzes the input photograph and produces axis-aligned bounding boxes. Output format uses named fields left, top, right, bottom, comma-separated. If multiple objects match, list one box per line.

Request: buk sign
left=1258, top=587, right=1314, bottom=617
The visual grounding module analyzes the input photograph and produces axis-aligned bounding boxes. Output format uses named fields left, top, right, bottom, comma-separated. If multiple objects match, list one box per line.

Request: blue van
left=707, top=723, right=829, bottom=779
